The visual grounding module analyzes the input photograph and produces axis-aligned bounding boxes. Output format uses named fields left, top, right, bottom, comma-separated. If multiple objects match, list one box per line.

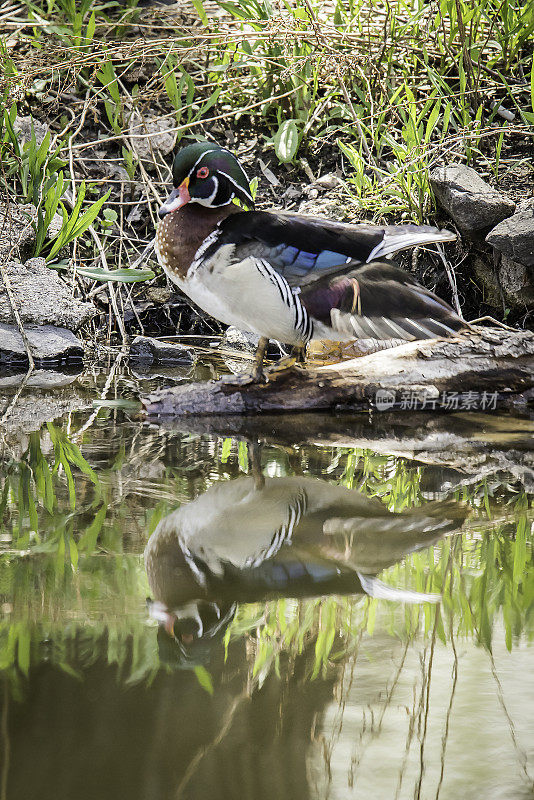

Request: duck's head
left=158, top=142, right=254, bottom=217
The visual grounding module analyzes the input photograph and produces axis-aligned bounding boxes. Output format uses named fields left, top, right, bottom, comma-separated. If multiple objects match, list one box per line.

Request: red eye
left=197, top=166, right=209, bottom=179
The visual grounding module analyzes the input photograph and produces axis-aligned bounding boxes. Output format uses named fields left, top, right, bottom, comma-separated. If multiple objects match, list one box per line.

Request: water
left=0, top=365, right=533, bottom=800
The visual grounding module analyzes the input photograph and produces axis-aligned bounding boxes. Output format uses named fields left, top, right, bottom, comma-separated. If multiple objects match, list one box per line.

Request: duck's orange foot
left=220, top=368, right=267, bottom=386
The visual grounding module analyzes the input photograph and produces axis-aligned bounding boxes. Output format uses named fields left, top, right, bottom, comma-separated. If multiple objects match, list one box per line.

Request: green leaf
left=194, top=665, right=214, bottom=694
left=60, top=437, right=98, bottom=486
left=220, top=437, right=232, bottom=463
left=75, top=267, right=155, bottom=283
left=78, top=503, right=107, bottom=553
left=68, top=191, right=110, bottom=240
left=85, top=9, right=96, bottom=43
left=62, top=454, right=76, bottom=510
left=513, top=515, right=527, bottom=585
left=17, top=626, right=31, bottom=675
left=216, top=1, right=253, bottom=19
left=273, top=119, right=300, bottom=163
left=69, top=536, right=79, bottom=570
left=192, top=0, right=209, bottom=26
left=424, top=101, right=441, bottom=143
left=199, top=87, right=221, bottom=118
left=238, top=441, right=249, bottom=472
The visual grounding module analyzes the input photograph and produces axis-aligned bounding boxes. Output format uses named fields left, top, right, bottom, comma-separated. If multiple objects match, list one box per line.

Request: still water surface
left=0, top=368, right=533, bottom=799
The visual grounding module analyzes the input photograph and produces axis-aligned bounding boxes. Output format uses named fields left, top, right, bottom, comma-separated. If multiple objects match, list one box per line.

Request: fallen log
left=141, top=327, right=534, bottom=417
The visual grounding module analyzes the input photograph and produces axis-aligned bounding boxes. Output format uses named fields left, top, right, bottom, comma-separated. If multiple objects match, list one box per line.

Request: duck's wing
left=301, top=261, right=465, bottom=339
left=321, top=498, right=466, bottom=574
left=211, top=210, right=456, bottom=288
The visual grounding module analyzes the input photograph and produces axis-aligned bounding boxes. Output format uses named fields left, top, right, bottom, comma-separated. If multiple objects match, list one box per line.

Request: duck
left=144, top=475, right=466, bottom=649
left=155, top=141, right=464, bottom=383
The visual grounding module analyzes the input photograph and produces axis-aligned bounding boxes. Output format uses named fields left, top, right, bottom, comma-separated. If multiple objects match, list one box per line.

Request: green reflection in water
left=0, top=411, right=532, bottom=799
left=1, top=416, right=532, bottom=675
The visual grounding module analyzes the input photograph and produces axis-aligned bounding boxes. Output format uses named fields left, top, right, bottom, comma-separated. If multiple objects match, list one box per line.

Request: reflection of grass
left=1, top=425, right=100, bottom=556
left=0, top=422, right=532, bottom=692
left=339, top=448, right=425, bottom=509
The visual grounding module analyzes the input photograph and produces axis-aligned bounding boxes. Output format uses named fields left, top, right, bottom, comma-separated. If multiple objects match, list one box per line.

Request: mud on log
left=141, top=327, right=534, bottom=416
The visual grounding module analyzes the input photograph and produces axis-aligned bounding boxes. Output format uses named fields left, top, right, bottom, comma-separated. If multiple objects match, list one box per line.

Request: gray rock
left=486, top=206, right=534, bottom=267
left=314, top=173, right=342, bottom=190
left=0, top=202, right=64, bottom=262
left=144, top=287, right=173, bottom=304
left=221, top=326, right=259, bottom=353
left=282, top=185, right=302, bottom=202
left=0, top=370, right=81, bottom=389
left=0, top=322, right=84, bottom=364
left=517, top=197, right=534, bottom=214
left=127, top=111, right=176, bottom=164
left=472, top=257, right=501, bottom=309
left=219, top=327, right=287, bottom=375
left=0, top=259, right=97, bottom=330
left=12, top=115, right=49, bottom=146
left=219, top=327, right=260, bottom=375
left=498, top=256, right=534, bottom=308
left=0, top=386, right=91, bottom=437
left=472, top=252, right=534, bottom=310
left=430, top=164, right=515, bottom=232
left=130, top=336, right=195, bottom=365
left=0, top=204, right=37, bottom=262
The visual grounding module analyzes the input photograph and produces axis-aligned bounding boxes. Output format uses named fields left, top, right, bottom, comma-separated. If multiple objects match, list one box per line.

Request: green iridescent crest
left=171, top=142, right=254, bottom=208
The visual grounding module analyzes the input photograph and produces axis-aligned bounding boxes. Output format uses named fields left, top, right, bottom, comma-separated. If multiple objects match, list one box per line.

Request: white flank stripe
left=361, top=316, right=385, bottom=339
left=244, top=493, right=307, bottom=568
left=180, top=540, right=207, bottom=587
left=252, top=259, right=313, bottom=343
left=189, top=228, right=222, bottom=274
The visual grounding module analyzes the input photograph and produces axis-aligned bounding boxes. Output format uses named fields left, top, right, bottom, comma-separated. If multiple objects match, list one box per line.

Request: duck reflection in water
left=145, top=475, right=465, bottom=657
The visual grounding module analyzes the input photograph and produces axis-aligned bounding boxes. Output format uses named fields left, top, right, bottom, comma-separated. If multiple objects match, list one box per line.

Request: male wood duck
left=155, top=142, right=464, bottom=382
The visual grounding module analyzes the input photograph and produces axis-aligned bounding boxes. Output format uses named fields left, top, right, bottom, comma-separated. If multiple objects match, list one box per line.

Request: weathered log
left=141, top=327, right=534, bottom=417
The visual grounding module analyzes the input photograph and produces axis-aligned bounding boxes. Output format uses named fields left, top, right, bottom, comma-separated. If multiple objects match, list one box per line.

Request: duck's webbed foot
left=221, top=336, right=269, bottom=385
left=266, top=344, right=308, bottom=376
left=291, top=344, right=307, bottom=363
left=221, top=369, right=267, bottom=386
left=221, top=340, right=307, bottom=385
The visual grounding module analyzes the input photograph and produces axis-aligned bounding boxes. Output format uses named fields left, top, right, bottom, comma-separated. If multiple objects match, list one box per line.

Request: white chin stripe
left=160, top=196, right=187, bottom=214
left=194, top=190, right=235, bottom=208
left=194, top=176, right=221, bottom=207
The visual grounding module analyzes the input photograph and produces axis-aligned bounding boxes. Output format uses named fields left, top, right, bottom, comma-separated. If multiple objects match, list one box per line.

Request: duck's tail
left=365, top=224, right=456, bottom=261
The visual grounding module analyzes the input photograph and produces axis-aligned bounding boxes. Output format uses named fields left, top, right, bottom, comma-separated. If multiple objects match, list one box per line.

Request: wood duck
left=145, top=475, right=466, bottom=648
left=155, top=142, right=464, bottom=382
